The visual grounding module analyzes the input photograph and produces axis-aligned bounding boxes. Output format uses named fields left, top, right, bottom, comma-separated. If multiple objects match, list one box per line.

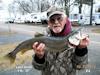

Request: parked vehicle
left=14, top=17, right=25, bottom=23
left=94, top=13, right=100, bottom=25
left=41, top=12, right=48, bottom=24
left=69, top=14, right=79, bottom=26
left=32, top=14, right=41, bottom=23
left=30, top=13, right=41, bottom=23
left=24, top=14, right=32, bottom=23
left=78, top=14, right=96, bottom=25
left=5, top=17, right=15, bottom=23
left=24, top=13, right=41, bottom=23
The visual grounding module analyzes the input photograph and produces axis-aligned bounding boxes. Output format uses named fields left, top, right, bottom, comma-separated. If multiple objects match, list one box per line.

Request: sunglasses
left=49, top=14, right=63, bottom=24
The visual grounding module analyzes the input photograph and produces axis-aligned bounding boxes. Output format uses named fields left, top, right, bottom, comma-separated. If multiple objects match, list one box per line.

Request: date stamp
left=16, top=65, right=32, bottom=73
left=76, top=64, right=96, bottom=69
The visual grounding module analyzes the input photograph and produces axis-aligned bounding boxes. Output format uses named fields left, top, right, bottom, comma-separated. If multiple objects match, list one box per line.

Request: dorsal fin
left=34, top=32, right=44, bottom=37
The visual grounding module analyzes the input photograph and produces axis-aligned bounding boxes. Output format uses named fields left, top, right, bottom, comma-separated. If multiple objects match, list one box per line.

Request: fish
left=6, top=28, right=82, bottom=63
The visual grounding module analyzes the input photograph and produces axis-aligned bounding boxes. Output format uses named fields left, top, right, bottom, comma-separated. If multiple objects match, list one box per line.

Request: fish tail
left=5, top=52, right=16, bottom=63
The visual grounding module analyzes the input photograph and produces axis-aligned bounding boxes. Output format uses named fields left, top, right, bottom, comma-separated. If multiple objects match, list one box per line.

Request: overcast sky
left=2, top=0, right=13, bottom=4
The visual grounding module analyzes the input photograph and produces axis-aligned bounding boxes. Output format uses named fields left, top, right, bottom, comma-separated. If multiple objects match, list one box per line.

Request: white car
left=5, top=18, right=14, bottom=23
left=14, top=17, right=25, bottom=23
left=24, top=14, right=33, bottom=23
left=24, top=13, right=42, bottom=23
left=32, top=15, right=41, bottom=23
left=41, top=12, right=48, bottom=24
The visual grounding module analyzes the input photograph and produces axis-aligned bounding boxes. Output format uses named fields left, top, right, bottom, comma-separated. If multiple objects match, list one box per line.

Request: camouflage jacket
left=32, top=28, right=88, bottom=75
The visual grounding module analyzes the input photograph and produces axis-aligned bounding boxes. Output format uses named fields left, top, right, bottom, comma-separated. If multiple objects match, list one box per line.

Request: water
left=0, top=31, right=32, bottom=45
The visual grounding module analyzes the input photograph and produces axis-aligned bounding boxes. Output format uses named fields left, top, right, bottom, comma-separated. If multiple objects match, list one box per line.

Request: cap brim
left=48, top=11, right=65, bottom=20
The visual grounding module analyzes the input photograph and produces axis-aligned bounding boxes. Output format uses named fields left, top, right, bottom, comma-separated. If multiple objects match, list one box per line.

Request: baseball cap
left=47, top=6, right=66, bottom=20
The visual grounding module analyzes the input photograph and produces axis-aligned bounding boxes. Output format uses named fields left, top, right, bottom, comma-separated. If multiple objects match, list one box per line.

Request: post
left=90, top=0, right=93, bottom=25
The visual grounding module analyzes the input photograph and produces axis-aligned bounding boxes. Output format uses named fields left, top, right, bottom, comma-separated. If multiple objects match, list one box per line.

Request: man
left=32, top=6, right=89, bottom=75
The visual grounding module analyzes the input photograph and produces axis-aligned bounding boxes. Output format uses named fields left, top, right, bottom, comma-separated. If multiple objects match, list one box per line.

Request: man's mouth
left=52, top=25, right=62, bottom=33
left=53, top=26, right=60, bottom=28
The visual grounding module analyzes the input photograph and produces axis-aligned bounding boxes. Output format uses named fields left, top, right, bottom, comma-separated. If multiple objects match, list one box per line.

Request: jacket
left=32, top=19, right=88, bottom=75
left=32, top=30, right=88, bottom=75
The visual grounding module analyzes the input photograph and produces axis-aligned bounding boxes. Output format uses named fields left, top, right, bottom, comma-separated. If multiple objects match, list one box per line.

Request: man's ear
left=47, top=21, right=52, bottom=27
left=47, top=20, right=50, bottom=25
left=64, top=17, right=67, bottom=24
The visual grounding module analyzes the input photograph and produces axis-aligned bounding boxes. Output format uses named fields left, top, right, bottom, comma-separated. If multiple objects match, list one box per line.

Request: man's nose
left=54, top=19, right=59, bottom=24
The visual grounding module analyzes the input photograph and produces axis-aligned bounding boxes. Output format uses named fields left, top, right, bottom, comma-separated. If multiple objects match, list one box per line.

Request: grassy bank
left=0, top=43, right=34, bottom=71
left=92, top=28, right=100, bottom=33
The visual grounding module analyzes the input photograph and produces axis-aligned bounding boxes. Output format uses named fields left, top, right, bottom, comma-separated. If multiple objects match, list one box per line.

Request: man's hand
left=68, top=34, right=90, bottom=48
left=32, top=42, right=45, bottom=59
left=78, top=36, right=90, bottom=48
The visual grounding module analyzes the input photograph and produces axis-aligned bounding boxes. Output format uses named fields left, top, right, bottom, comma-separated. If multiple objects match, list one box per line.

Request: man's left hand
left=78, top=36, right=90, bottom=49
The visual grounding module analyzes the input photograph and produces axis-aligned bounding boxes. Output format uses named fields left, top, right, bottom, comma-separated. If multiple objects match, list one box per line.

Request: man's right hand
left=32, top=42, right=45, bottom=59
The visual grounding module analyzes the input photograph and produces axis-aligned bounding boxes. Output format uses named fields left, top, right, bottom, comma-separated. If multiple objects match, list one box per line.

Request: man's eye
left=51, top=19, right=55, bottom=22
left=57, top=17, right=61, bottom=20
left=58, top=17, right=62, bottom=21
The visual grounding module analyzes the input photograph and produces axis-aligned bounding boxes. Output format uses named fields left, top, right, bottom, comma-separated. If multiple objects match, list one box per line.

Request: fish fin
left=20, top=50, right=27, bottom=54
left=34, top=32, right=44, bottom=37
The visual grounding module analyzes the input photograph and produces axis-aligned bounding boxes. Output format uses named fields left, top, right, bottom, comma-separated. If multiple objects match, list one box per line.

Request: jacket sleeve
left=72, top=47, right=88, bottom=70
left=32, top=54, right=48, bottom=70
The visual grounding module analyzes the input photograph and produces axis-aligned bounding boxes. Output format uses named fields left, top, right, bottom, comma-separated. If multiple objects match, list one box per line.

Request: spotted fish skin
left=6, top=28, right=82, bottom=62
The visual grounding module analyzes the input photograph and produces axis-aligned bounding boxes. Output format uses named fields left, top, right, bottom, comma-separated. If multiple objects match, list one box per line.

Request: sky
left=95, top=0, right=100, bottom=3
left=2, top=0, right=100, bottom=5
left=0, top=0, right=14, bottom=20
left=2, top=0, right=13, bottom=5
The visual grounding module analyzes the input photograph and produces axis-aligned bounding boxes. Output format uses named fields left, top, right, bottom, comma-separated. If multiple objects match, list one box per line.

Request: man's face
left=48, top=14, right=66, bottom=33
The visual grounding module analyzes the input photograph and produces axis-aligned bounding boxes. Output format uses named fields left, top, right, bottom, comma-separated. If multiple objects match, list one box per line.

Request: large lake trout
left=6, top=28, right=83, bottom=62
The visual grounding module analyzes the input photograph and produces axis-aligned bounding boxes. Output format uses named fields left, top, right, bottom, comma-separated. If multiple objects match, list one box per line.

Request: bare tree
left=90, top=0, right=93, bottom=25
left=15, top=0, right=32, bottom=14
left=8, top=0, right=76, bottom=16
left=8, top=2, right=18, bottom=18
left=51, top=0, right=73, bottom=16
left=30, top=0, right=34, bottom=11
left=41, top=0, right=50, bottom=12
left=75, top=0, right=92, bottom=14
